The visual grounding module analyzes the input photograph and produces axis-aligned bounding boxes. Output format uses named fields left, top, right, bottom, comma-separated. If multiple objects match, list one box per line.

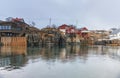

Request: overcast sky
left=0, top=0, right=120, bottom=30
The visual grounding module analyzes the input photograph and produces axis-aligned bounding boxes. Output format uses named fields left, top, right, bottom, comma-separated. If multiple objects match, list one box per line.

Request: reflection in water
left=0, top=45, right=120, bottom=70
left=0, top=45, right=120, bottom=78
left=27, top=45, right=89, bottom=63
left=0, top=46, right=27, bottom=71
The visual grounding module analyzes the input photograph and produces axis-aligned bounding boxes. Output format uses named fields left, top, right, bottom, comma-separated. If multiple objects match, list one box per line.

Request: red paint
left=58, top=24, right=68, bottom=29
left=12, top=18, right=24, bottom=22
left=58, top=24, right=89, bottom=38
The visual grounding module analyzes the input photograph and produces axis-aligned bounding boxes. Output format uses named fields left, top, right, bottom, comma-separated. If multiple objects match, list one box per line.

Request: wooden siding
left=1, top=37, right=27, bottom=46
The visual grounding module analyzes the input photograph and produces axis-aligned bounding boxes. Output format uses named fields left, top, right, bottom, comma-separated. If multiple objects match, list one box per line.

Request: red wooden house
left=58, top=24, right=76, bottom=34
left=58, top=24, right=68, bottom=34
left=77, top=27, right=89, bottom=39
left=58, top=24, right=89, bottom=39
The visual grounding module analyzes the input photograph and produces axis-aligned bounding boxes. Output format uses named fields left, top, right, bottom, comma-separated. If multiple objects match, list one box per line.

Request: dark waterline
left=0, top=45, right=120, bottom=78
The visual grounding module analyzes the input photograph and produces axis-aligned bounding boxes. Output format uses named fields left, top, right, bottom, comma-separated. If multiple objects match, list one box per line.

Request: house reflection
left=0, top=46, right=27, bottom=71
left=59, top=45, right=89, bottom=62
left=27, top=44, right=89, bottom=63
left=0, top=45, right=120, bottom=71
left=0, top=46, right=27, bottom=56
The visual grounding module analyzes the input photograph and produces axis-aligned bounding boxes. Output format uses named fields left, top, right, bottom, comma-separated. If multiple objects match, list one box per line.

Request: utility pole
left=49, top=18, right=51, bottom=26
left=76, top=20, right=78, bottom=27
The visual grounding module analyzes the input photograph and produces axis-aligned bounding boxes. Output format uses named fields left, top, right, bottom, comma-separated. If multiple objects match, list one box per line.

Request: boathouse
left=0, top=18, right=28, bottom=46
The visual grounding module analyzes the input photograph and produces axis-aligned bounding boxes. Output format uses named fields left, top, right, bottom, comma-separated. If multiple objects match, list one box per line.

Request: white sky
left=0, top=0, right=120, bottom=30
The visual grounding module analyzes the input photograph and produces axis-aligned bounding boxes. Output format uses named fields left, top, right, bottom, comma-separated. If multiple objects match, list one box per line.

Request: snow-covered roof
left=111, top=28, right=120, bottom=35
left=81, top=30, right=90, bottom=33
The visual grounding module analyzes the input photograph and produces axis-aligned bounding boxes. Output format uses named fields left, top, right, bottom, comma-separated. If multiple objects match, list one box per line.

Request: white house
left=109, top=28, right=120, bottom=40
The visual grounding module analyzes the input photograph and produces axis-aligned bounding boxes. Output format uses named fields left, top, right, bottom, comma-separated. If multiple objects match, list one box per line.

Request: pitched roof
left=58, top=24, right=68, bottom=29
left=79, top=27, right=88, bottom=31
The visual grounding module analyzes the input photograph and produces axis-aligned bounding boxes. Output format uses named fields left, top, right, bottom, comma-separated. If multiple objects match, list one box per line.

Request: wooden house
left=0, top=18, right=28, bottom=37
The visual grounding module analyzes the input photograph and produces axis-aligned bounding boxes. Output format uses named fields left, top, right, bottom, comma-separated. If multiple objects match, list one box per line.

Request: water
left=0, top=45, right=120, bottom=78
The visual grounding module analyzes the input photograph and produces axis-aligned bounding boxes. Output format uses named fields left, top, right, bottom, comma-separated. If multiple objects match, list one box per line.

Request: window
left=0, top=25, right=11, bottom=30
left=8, top=26, right=11, bottom=30
left=16, top=27, right=22, bottom=31
left=1, top=26, right=3, bottom=30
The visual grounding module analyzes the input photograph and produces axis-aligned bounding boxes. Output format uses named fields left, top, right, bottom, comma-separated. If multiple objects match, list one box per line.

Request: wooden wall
left=1, top=37, right=27, bottom=46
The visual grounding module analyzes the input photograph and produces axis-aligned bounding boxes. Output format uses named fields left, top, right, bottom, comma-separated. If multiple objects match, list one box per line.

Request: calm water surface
left=0, top=45, right=120, bottom=78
